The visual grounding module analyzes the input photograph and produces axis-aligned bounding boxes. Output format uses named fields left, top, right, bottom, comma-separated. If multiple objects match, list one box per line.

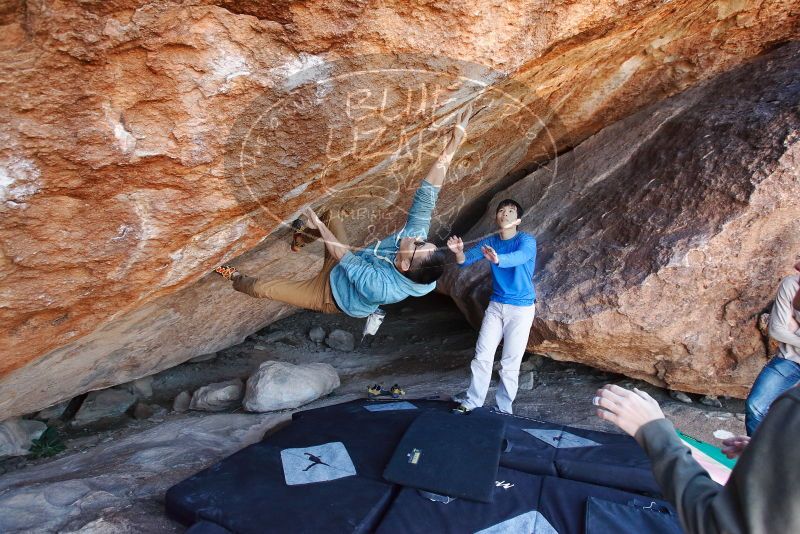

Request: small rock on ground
left=172, top=391, right=191, bottom=413
left=520, top=354, right=546, bottom=372
left=261, top=330, right=290, bottom=343
left=189, top=379, right=244, bottom=412
left=670, top=391, right=693, bottom=404
left=518, top=371, right=535, bottom=391
left=308, top=326, right=326, bottom=343
left=325, top=329, right=355, bottom=352
left=129, top=376, right=154, bottom=399
left=133, top=403, right=154, bottom=420
left=72, top=390, right=137, bottom=428
left=700, top=395, right=723, bottom=408
left=713, top=429, right=735, bottom=440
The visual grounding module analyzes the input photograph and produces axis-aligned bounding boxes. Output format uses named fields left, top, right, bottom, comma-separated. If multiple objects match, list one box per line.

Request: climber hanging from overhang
left=214, top=104, right=475, bottom=332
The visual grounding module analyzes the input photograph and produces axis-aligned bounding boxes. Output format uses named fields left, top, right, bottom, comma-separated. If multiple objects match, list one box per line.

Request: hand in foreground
left=721, top=435, right=750, bottom=459
left=594, top=384, right=665, bottom=437
left=481, top=245, right=499, bottom=264
left=447, top=235, right=464, bottom=255
left=303, top=207, right=322, bottom=230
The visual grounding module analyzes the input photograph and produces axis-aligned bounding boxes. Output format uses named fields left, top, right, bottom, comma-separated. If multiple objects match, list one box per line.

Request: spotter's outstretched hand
left=447, top=235, right=464, bottom=255
left=481, top=245, right=499, bottom=264
left=594, top=384, right=665, bottom=437
left=721, top=435, right=750, bottom=459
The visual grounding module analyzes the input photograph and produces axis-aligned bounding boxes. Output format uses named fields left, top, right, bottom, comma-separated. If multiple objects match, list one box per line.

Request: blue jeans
left=745, top=357, right=800, bottom=436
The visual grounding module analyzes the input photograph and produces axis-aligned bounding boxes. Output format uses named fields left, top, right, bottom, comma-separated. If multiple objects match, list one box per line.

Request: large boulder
left=1, top=0, right=798, bottom=418
left=243, top=361, right=340, bottom=412
left=439, top=43, right=800, bottom=398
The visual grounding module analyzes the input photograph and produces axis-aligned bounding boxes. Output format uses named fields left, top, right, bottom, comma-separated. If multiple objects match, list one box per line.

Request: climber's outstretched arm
left=421, top=104, right=473, bottom=188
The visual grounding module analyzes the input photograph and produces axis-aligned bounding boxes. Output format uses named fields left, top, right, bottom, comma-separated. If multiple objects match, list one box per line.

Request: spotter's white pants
left=463, top=301, right=536, bottom=414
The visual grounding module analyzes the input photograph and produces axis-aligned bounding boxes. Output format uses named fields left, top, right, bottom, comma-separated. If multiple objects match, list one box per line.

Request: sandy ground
left=0, top=294, right=745, bottom=532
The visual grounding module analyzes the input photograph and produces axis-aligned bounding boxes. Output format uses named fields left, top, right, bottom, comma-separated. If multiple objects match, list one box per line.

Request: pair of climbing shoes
left=366, top=384, right=405, bottom=400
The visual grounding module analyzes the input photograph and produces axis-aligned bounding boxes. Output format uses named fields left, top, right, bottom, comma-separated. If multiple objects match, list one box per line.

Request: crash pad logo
left=523, top=429, right=600, bottom=449
left=406, top=447, right=422, bottom=465
left=224, top=53, right=561, bottom=253
left=281, top=442, right=356, bottom=485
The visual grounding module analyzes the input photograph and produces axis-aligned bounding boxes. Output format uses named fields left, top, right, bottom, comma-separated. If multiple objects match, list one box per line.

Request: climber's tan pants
left=232, top=211, right=348, bottom=314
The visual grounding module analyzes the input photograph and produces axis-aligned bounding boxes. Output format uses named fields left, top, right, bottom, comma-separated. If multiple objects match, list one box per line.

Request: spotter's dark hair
left=496, top=199, right=523, bottom=218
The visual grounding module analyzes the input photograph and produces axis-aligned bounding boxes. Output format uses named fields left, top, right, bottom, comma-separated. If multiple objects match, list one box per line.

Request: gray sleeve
left=636, top=394, right=800, bottom=534
left=768, top=276, right=800, bottom=348
left=635, top=419, right=731, bottom=534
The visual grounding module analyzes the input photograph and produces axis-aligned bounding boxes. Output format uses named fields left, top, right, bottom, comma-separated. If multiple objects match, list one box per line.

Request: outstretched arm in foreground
left=594, top=384, right=800, bottom=534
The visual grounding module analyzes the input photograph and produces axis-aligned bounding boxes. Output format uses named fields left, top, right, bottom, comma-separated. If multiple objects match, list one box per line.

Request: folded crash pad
left=383, top=411, right=506, bottom=503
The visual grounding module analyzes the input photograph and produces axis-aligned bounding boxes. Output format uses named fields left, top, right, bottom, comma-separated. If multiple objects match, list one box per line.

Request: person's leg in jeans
left=745, top=356, right=800, bottom=436
left=463, top=302, right=504, bottom=411
left=495, top=304, right=536, bottom=414
left=232, top=210, right=349, bottom=313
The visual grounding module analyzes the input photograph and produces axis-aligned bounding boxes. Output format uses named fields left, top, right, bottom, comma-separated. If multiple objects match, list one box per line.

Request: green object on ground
left=28, top=426, right=66, bottom=459
left=677, top=430, right=737, bottom=469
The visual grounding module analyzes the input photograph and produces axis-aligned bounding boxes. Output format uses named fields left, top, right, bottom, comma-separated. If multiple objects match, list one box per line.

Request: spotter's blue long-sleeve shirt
left=460, top=232, right=537, bottom=306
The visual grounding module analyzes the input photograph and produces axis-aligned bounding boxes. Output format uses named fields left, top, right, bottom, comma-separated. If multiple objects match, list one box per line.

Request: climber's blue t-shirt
left=329, top=181, right=440, bottom=318
left=460, top=232, right=537, bottom=306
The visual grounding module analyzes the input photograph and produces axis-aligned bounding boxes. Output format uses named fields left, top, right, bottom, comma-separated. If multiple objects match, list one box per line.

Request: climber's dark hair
left=404, top=249, right=447, bottom=284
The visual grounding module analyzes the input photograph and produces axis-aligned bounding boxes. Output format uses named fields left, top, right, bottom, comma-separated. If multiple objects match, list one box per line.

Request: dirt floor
left=0, top=293, right=746, bottom=532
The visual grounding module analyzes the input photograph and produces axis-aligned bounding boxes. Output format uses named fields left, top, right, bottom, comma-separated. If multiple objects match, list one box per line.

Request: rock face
left=1, top=0, right=798, bottom=418
left=0, top=413, right=286, bottom=532
left=243, top=361, right=340, bottom=412
left=439, top=44, right=800, bottom=398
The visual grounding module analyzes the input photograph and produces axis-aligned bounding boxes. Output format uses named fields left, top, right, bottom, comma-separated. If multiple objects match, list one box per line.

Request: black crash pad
left=383, top=411, right=506, bottom=503
left=166, top=399, right=680, bottom=534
